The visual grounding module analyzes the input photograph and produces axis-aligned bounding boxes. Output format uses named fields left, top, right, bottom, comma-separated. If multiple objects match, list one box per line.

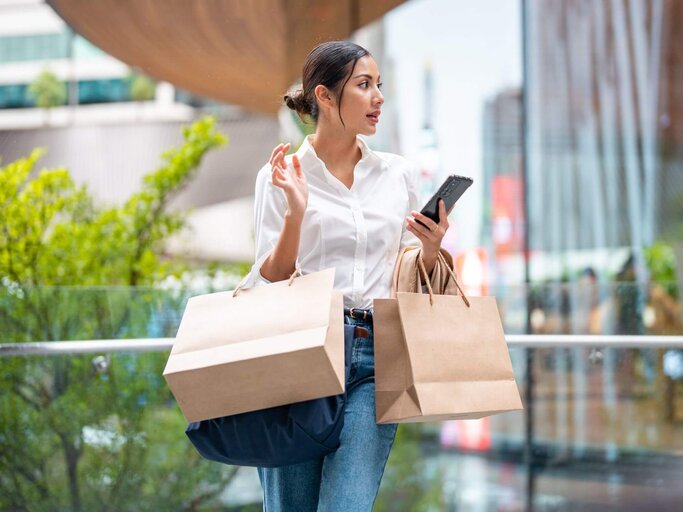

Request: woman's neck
left=309, top=128, right=361, bottom=172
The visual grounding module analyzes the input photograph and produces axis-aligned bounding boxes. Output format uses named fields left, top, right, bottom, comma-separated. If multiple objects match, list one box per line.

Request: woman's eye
left=359, top=81, right=382, bottom=89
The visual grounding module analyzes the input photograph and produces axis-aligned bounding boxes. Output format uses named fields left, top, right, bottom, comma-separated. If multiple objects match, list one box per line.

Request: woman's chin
left=359, top=124, right=378, bottom=136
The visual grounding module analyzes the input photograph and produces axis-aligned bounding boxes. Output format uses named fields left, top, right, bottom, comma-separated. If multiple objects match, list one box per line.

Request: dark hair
left=283, top=41, right=370, bottom=126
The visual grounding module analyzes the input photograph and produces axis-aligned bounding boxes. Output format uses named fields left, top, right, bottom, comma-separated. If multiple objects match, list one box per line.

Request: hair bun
left=283, top=92, right=298, bottom=110
left=284, top=89, right=309, bottom=115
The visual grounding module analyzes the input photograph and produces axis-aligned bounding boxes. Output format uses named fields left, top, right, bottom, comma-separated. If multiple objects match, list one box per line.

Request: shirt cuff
left=240, top=249, right=301, bottom=290
left=239, top=250, right=273, bottom=289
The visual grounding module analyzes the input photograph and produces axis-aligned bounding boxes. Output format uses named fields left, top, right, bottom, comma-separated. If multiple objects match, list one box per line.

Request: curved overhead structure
left=47, top=0, right=406, bottom=115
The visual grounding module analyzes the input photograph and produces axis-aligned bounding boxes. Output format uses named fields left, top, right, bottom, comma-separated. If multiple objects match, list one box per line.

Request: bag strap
left=415, top=251, right=435, bottom=305
left=415, top=250, right=470, bottom=308
left=232, top=267, right=302, bottom=297
left=437, top=251, right=470, bottom=307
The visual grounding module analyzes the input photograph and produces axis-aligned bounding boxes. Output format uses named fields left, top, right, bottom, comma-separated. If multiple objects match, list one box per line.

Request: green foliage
left=26, top=69, right=67, bottom=109
left=644, top=241, right=679, bottom=299
left=125, top=71, right=156, bottom=102
left=662, top=190, right=683, bottom=241
left=375, top=424, right=444, bottom=511
left=291, top=108, right=316, bottom=136
left=0, top=117, right=238, bottom=511
left=1, top=115, right=227, bottom=287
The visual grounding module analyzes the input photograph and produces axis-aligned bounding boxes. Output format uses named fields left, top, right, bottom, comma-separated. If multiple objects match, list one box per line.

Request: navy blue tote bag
left=185, top=323, right=355, bottom=467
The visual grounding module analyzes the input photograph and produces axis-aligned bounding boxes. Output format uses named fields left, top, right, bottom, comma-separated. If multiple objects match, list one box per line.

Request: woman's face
left=335, top=55, right=384, bottom=135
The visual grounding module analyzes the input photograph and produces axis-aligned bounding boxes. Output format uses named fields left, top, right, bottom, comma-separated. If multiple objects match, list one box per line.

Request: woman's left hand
left=405, top=199, right=452, bottom=256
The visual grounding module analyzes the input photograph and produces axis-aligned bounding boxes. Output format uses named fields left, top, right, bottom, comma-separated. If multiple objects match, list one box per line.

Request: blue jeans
left=257, top=309, right=398, bottom=511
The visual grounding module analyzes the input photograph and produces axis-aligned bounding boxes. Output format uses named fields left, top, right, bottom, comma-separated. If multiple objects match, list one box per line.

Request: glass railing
left=1, top=283, right=682, bottom=511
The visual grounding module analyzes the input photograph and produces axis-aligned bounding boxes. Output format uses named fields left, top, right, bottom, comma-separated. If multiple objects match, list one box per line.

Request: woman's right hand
left=269, top=142, right=308, bottom=219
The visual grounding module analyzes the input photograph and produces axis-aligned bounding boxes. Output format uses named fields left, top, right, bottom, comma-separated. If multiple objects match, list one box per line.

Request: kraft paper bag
left=164, top=267, right=344, bottom=422
left=374, top=254, right=523, bottom=423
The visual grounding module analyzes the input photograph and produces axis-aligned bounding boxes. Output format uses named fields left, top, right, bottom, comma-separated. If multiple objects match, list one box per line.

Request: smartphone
left=415, top=174, right=473, bottom=228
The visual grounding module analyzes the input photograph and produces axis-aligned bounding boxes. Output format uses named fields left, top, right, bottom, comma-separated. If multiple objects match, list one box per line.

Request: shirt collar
left=295, top=135, right=388, bottom=178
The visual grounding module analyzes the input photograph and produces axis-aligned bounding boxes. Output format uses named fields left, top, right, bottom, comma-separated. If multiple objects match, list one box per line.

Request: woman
left=244, top=40, right=451, bottom=511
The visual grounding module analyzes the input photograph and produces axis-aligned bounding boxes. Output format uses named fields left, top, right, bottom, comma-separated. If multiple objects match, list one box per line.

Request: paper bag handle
left=415, top=253, right=435, bottom=305
left=436, top=251, right=470, bottom=307
left=415, top=250, right=470, bottom=308
left=232, top=267, right=303, bottom=297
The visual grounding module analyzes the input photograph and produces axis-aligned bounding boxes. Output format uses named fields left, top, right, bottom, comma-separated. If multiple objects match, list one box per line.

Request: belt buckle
left=350, top=308, right=367, bottom=320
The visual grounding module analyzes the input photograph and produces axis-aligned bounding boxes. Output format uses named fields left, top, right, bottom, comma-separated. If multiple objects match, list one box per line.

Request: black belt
left=344, top=307, right=373, bottom=321
left=344, top=308, right=372, bottom=339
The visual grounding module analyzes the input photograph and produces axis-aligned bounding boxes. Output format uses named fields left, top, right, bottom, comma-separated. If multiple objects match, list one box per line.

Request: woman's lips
left=367, top=114, right=380, bottom=124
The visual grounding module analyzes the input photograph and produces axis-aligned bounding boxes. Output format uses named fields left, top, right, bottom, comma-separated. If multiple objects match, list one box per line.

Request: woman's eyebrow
left=353, top=73, right=381, bottom=80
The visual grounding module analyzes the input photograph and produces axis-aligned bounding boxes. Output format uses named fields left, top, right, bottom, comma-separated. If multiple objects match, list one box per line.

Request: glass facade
left=78, top=78, right=130, bottom=104
left=0, top=28, right=117, bottom=108
left=523, top=0, right=683, bottom=282
left=0, top=32, right=70, bottom=63
left=0, top=78, right=131, bottom=108
left=0, top=83, right=29, bottom=108
left=0, top=31, right=106, bottom=63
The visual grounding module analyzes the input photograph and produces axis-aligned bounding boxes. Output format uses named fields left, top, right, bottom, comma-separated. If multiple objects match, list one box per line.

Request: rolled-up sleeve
left=240, top=163, right=294, bottom=288
left=399, top=161, right=422, bottom=251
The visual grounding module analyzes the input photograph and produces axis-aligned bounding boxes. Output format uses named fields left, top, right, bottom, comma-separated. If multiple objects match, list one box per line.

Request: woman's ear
left=314, top=84, right=335, bottom=110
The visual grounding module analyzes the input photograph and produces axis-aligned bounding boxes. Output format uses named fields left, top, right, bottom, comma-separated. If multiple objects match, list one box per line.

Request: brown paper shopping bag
left=374, top=253, right=523, bottom=423
left=164, top=267, right=344, bottom=422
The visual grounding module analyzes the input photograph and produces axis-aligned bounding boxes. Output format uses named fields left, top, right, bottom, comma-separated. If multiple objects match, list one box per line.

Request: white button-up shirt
left=243, top=134, right=421, bottom=309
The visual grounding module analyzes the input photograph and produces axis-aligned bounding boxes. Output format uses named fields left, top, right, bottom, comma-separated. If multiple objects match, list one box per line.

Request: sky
left=383, top=0, right=522, bottom=250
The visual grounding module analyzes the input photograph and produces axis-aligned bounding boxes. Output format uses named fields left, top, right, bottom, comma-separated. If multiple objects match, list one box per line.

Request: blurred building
left=481, top=87, right=524, bottom=285
left=0, top=0, right=279, bottom=262
left=416, top=61, right=441, bottom=203
left=524, top=0, right=683, bottom=283
left=415, top=59, right=464, bottom=256
left=0, top=0, right=201, bottom=126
